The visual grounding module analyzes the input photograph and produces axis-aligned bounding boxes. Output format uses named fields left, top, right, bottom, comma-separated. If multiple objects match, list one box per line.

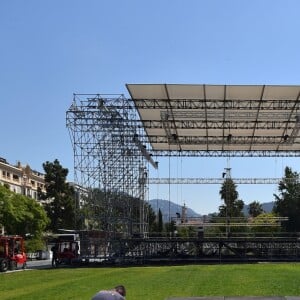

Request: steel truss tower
left=64, top=85, right=300, bottom=264
left=66, top=94, right=155, bottom=238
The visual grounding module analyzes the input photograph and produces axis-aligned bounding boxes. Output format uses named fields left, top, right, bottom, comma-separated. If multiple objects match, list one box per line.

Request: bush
left=25, top=237, right=45, bottom=253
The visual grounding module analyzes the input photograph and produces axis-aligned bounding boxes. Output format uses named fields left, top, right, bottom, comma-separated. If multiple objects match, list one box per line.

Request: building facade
left=0, top=157, right=46, bottom=200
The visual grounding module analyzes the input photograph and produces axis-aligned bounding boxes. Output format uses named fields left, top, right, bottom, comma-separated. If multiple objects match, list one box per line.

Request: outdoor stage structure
left=66, top=84, right=300, bottom=264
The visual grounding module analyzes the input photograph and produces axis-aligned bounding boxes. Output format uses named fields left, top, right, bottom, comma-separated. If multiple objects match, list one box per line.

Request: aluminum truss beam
left=149, top=150, right=300, bottom=157
left=78, top=236, right=300, bottom=264
left=142, top=120, right=296, bottom=130
left=148, top=135, right=298, bottom=145
left=148, top=177, right=291, bottom=184
left=133, top=98, right=300, bottom=111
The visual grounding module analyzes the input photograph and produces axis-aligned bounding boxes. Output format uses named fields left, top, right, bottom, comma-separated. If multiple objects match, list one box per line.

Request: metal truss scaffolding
left=65, top=84, right=300, bottom=265
left=66, top=94, right=155, bottom=238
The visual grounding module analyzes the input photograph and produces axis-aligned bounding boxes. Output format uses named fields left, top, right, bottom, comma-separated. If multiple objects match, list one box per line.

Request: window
left=13, top=174, right=19, bottom=181
left=31, top=180, right=35, bottom=186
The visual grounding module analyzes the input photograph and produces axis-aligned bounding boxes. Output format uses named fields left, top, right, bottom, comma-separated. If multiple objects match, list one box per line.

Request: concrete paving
left=26, top=258, right=52, bottom=269
left=0, top=259, right=52, bottom=275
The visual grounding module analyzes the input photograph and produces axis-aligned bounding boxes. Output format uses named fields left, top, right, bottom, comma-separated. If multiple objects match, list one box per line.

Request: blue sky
left=1, top=0, right=300, bottom=214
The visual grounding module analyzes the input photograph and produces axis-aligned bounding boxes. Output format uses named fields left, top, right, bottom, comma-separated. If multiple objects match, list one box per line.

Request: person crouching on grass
left=91, top=285, right=126, bottom=300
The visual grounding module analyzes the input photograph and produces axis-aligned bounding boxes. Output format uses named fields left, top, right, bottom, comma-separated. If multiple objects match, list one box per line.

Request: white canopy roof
left=126, top=84, right=300, bottom=153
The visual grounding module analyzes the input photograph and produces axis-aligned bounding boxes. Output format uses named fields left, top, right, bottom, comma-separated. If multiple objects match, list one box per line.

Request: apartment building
left=0, top=157, right=46, bottom=200
left=69, top=182, right=88, bottom=209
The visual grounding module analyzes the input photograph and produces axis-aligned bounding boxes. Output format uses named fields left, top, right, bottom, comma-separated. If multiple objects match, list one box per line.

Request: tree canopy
left=273, top=166, right=300, bottom=232
left=217, top=178, right=245, bottom=235
left=249, top=212, right=280, bottom=233
left=248, top=201, right=264, bottom=217
left=80, top=187, right=157, bottom=237
left=0, top=184, right=49, bottom=237
left=218, top=178, right=244, bottom=218
left=38, top=159, right=75, bottom=232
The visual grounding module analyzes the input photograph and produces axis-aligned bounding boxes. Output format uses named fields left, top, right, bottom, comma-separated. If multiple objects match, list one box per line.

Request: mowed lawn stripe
left=1, top=264, right=300, bottom=300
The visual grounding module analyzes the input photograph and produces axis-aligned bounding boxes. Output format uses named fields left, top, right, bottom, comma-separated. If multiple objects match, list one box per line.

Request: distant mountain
left=149, top=199, right=201, bottom=223
left=243, top=201, right=274, bottom=216
left=149, top=199, right=275, bottom=222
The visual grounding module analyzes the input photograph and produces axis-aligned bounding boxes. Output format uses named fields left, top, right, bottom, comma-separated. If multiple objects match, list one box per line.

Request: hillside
left=149, top=199, right=275, bottom=222
left=149, top=199, right=201, bottom=223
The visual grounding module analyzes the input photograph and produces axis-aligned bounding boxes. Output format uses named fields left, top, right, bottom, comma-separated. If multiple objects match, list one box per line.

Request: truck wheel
left=9, top=260, right=17, bottom=271
left=0, top=259, right=9, bottom=272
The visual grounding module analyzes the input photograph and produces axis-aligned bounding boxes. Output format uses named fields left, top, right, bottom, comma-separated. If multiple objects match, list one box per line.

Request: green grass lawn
left=1, top=263, right=300, bottom=300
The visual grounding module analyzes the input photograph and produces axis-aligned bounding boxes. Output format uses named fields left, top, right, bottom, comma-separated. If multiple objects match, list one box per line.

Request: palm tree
left=248, top=201, right=264, bottom=217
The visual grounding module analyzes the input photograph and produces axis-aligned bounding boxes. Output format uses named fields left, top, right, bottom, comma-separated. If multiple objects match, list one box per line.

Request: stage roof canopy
left=126, top=84, right=300, bottom=154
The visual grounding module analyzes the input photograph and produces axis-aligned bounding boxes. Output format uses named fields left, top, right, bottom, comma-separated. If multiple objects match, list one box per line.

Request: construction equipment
left=0, top=235, right=27, bottom=272
left=51, top=240, right=80, bottom=267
